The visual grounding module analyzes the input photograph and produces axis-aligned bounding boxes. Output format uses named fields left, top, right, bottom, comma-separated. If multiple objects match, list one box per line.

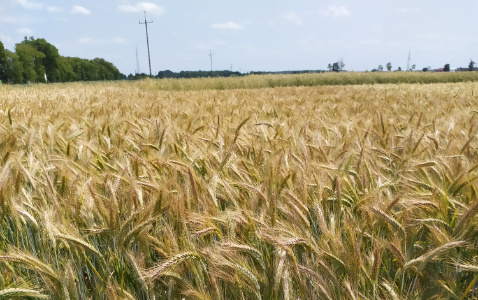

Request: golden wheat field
left=1, top=77, right=478, bottom=299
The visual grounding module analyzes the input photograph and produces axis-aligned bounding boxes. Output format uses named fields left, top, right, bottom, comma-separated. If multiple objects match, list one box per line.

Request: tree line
left=0, top=37, right=124, bottom=84
left=154, top=70, right=242, bottom=79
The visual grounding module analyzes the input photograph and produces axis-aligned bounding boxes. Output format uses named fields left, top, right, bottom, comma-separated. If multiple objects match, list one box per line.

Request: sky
left=1, top=1, right=478, bottom=75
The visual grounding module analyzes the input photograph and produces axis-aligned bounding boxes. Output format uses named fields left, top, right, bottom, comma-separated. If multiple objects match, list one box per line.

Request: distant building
left=435, top=68, right=456, bottom=72
left=456, top=67, right=478, bottom=72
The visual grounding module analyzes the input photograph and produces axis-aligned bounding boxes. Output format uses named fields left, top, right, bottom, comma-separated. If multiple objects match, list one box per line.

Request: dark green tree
left=3, top=50, right=23, bottom=83
left=0, top=40, right=7, bottom=82
left=15, top=43, right=45, bottom=83
left=444, top=64, right=450, bottom=72
left=386, top=62, right=392, bottom=71
left=1, top=37, right=124, bottom=84
left=332, top=62, right=339, bottom=72
left=469, top=60, right=475, bottom=71
left=21, top=37, right=61, bottom=82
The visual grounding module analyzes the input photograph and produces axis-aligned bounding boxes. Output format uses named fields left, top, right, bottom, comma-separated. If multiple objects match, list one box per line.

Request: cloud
left=0, top=15, right=22, bottom=24
left=397, top=7, right=420, bottom=14
left=318, top=6, right=351, bottom=18
left=284, top=13, right=303, bottom=25
left=112, top=38, right=127, bottom=44
left=47, top=6, right=63, bottom=13
left=192, top=40, right=224, bottom=50
left=359, top=39, right=382, bottom=46
left=16, top=27, right=34, bottom=35
left=118, top=2, right=165, bottom=15
left=77, top=37, right=128, bottom=45
left=71, top=5, right=91, bottom=15
left=210, top=22, right=243, bottom=30
left=0, top=33, right=13, bottom=44
left=15, top=0, right=43, bottom=10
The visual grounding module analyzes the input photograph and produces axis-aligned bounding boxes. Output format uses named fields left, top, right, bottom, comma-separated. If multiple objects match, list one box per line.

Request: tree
left=398, top=67, right=402, bottom=71
left=338, top=58, right=345, bottom=71
left=378, top=65, right=383, bottom=72
left=444, top=64, right=450, bottom=72
left=15, top=43, right=46, bottom=83
left=0, top=40, right=7, bottom=82
left=21, top=37, right=61, bottom=82
left=3, top=50, right=23, bottom=83
left=332, top=62, right=339, bottom=72
left=327, top=63, right=332, bottom=72
left=422, top=67, right=429, bottom=72
left=469, top=60, right=475, bottom=71
left=386, top=62, right=392, bottom=71
left=1, top=37, right=124, bottom=84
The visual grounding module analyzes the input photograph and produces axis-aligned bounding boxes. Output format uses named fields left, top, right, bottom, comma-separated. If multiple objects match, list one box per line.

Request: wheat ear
left=145, top=252, right=200, bottom=280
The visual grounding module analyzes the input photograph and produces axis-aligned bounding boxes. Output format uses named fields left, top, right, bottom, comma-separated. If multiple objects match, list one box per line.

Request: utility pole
left=407, top=50, right=411, bottom=71
left=139, top=11, right=153, bottom=77
left=209, top=50, right=214, bottom=72
left=135, top=46, right=140, bottom=75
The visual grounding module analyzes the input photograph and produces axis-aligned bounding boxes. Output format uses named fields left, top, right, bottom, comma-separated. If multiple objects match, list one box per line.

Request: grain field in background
left=1, top=78, right=478, bottom=299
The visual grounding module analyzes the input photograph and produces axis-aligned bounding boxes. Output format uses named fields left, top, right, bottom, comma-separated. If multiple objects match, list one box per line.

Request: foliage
left=20, top=37, right=61, bottom=82
left=0, top=37, right=123, bottom=84
left=386, top=62, right=392, bottom=71
left=0, top=41, right=7, bottom=82
left=1, top=78, right=478, bottom=299
left=2, top=50, right=24, bottom=84
left=16, top=42, right=47, bottom=83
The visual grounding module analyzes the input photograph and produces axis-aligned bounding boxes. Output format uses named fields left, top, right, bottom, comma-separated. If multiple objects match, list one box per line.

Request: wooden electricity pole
left=209, top=50, right=214, bottom=72
left=139, top=11, right=153, bottom=77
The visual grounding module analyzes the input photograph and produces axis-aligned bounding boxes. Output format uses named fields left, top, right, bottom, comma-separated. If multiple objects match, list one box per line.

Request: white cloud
left=16, top=27, right=34, bottom=35
left=77, top=37, right=95, bottom=45
left=112, top=38, right=127, bottom=44
left=118, top=2, right=165, bottom=15
left=15, top=0, right=43, bottom=10
left=210, top=22, right=243, bottom=30
left=47, top=6, right=63, bottom=13
left=77, top=37, right=128, bottom=45
left=71, top=5, right=91, bottom=15
left=0, top=15, right=22, bottom=24
left=0, top=33, right=13, bottom=44
left=318, top=6, right=351, bottom=18
left=397, top=7, right=420, bottom=14
left=359, top=39, right=382, bottom=46
left=192, top=40, right=224, bottom=50
left=284, top=13, right=303, bottom=25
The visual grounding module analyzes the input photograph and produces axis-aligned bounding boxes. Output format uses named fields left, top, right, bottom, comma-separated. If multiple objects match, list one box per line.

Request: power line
left=139, top=11, right=153, bottom=77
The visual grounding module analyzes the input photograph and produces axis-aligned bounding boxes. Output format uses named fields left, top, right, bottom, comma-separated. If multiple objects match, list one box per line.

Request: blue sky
left=1, top=1, right=477, bottom=74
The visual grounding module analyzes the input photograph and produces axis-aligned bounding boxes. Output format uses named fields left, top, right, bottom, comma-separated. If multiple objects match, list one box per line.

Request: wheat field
left=1, top=77, right=478, bottom=299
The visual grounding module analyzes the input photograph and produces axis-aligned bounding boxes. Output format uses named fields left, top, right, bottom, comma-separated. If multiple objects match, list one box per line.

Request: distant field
left=134, top=71, right=478, bottom=91
left=1, top=78, right=478, bottom=299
